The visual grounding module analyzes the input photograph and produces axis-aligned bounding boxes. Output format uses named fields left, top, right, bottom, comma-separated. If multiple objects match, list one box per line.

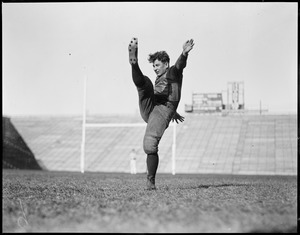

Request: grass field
left=2, top=169, right=297, bottom=233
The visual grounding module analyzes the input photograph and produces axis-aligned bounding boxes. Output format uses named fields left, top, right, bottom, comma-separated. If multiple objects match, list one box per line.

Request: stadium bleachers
left=8, top=113, right=297, bottom=175
left=3, top=117, right=42, bottom=170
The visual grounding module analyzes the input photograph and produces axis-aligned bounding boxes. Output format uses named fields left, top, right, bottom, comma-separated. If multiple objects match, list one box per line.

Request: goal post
left=80, top=75, right=177, bottom=175
left=80, top=74, right=87, bottom=174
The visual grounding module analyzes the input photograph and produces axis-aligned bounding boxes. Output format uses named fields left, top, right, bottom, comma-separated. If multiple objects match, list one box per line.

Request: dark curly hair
left=148, top=51, right=170, bottom=64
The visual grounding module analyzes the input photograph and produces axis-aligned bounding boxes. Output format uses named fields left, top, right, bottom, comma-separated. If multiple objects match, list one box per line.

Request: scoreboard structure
left=185, top=92, right=223, bottom=113
left=185, top=81, right=245, bottom=113
left=226, top=81, right=244, bottom=110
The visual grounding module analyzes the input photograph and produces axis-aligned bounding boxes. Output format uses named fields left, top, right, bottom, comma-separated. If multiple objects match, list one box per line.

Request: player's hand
left=172, top=112, right=185, bottom=124
left=182, top=39, right=194, bottom=56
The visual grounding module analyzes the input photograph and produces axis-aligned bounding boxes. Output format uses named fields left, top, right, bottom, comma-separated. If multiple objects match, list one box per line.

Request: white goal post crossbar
left=80, top=75, right=177, bottom=175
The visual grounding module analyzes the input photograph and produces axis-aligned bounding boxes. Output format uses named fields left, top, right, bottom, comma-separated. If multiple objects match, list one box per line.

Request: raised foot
left=128, top=37, right=138, bottom=64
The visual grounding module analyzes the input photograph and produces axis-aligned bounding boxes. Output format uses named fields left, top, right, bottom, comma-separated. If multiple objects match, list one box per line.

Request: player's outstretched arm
left=175, top=39, right=195, bottom=71
left=182, top=39, right=194, bottom=56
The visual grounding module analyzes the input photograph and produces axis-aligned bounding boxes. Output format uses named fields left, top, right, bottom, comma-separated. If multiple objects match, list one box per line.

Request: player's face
left=153, top=59, right=169, bottom=77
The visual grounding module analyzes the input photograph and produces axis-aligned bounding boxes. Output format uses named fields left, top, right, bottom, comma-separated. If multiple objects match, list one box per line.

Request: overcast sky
left=2, top=2, right=298, bottom=116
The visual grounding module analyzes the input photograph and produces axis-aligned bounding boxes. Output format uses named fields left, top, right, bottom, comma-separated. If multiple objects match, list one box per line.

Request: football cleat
left=128, top=37, right=138, bottom=64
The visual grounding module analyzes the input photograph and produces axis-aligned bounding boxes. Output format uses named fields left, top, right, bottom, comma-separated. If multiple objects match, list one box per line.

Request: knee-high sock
left=147, top=153, right=159, bottom=180
left=131, top=63, right=145, bottom=87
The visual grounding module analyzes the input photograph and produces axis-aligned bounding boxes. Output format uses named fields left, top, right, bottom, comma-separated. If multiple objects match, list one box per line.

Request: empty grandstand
left=5, top=113, right=297, bottom=175
left=3, top=117, right=42, bottom=170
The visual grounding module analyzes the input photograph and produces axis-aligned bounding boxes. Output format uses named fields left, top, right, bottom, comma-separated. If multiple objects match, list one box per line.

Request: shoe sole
left=128, top=37, right=138, bottom=64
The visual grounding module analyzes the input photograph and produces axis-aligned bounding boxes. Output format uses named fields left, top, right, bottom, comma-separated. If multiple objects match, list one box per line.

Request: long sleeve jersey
left=154, top=53, right=188, bottom=110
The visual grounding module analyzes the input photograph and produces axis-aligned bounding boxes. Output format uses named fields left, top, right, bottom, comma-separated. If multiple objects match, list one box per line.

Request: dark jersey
left=154, top=53, right=187, bottom=110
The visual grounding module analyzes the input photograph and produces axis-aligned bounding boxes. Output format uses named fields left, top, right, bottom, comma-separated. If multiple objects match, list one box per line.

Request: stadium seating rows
left=9, top=114, right=297, bottom=175
left=3, top=117, right=42, bottom=170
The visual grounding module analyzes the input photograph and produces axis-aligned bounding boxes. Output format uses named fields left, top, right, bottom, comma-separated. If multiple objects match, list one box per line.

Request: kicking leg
left=129, top=37, right=145, bottom=87
left=128, top=37, right=154, bottom=122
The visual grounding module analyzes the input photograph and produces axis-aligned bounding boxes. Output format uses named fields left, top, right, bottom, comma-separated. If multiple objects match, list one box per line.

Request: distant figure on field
left=130, top=149, right=137, bottom=174
left=128, top=37, right=194, bottom=190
